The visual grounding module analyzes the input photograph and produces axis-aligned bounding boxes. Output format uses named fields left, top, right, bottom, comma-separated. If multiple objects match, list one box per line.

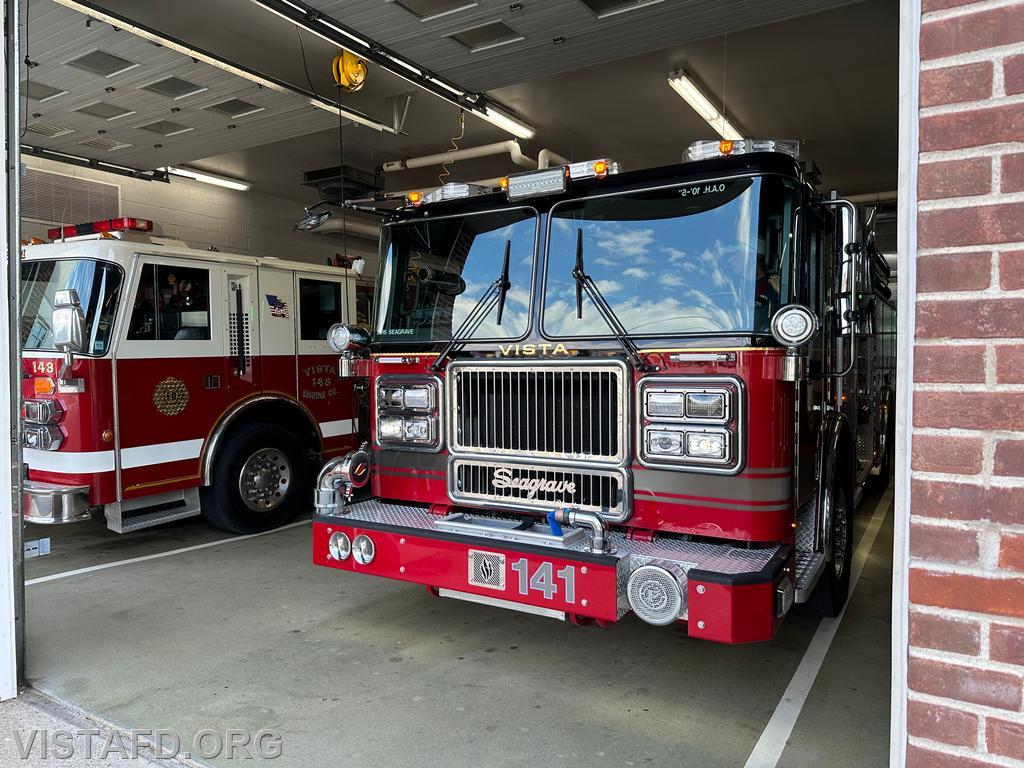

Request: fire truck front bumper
left=313, top=500, right=795, bottom=644
left=23, top=480, right=92, bottom=524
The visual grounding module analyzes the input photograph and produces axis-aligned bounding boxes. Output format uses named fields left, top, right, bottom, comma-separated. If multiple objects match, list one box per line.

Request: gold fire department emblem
left=153, top=377, right=189, bottom=416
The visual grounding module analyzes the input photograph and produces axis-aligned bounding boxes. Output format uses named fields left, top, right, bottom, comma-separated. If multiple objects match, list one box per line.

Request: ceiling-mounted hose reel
left=332, top=51, right=367, bottom=93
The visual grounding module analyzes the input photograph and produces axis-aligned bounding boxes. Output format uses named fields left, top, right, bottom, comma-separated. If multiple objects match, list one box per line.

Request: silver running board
left=795, top=551, right=826, bottom=602
left=106, top=488, right=202, bottom=533
left=438, top=588, right=567, bottom=621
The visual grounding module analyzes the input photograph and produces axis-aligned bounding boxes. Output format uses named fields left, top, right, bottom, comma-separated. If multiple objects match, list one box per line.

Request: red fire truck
left=310, top=140, right=896, bottom=642
left=20, top=219, right=360, bottom=533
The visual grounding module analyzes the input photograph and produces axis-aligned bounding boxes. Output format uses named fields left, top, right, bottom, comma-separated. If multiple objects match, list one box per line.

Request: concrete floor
left=19, top=489, right=893, bottom=768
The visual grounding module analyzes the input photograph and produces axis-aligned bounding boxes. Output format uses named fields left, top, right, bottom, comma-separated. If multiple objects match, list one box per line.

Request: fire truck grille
left=449, top=459, right=629, bottom=520
left=448, top=362, right=626, bottom=463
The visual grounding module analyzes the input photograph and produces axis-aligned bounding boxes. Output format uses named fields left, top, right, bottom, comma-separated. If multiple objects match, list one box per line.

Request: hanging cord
left=438, top=109, right=465, bottom=188
left=296, top=26, right=319, bottom=98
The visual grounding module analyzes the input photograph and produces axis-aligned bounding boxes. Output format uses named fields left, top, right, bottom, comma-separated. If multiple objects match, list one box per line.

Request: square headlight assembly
left=685, top=430, right=727, bottom=460
left=377, top=383, right=435, bottom=411
left=646, top=391, right=686, bottom=418
left=685, top=391, right=727, bottom=420
left=647, top=429, right=685, bottom=456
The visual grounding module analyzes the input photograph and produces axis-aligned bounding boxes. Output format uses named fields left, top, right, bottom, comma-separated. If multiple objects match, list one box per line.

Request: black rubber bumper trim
left=313, top=513, right=620, bottom=567
left=687, top=544, right=793, bottom=587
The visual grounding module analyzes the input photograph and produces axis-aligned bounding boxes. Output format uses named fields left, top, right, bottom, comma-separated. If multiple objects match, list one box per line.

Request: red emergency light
left=47, top=217, right=153, bottom=240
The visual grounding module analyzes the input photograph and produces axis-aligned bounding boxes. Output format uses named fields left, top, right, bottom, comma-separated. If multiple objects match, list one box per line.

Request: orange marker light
left=407, top=191, right=423, bottom=206
left=719, top=140, right=735, bottom=156
left=102, top=430, right=114, bottom=443
left=499, top=177, right=509, bottom=191
left=33, top=377, right=55, bottom=396
left=593, top=160, right=608, bottom=178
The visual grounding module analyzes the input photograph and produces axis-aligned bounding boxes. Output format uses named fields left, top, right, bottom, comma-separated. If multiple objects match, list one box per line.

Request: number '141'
left=510, top=559, right=575, bottom=603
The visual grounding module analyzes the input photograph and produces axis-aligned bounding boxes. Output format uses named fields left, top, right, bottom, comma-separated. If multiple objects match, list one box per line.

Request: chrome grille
left=449, top=458, right=629, bottom=521
left=448, top=361, right=627, bottom=463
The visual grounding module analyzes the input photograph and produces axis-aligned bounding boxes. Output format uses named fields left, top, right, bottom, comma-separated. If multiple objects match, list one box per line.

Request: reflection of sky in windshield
left=376, top=212, right=534, bottom=341
left=544, top=180, right=762, bottom=336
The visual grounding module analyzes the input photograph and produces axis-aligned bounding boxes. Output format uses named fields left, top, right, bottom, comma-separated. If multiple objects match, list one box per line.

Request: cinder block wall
left=20, top=155, right=378, bottom=269
left=907, top=0, right=1024, bottom=765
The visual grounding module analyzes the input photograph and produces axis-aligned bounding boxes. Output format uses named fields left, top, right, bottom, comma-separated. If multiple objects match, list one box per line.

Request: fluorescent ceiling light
left=479, top=106, right=535, bottom=140
left=51, top=0, right=397, bottom=134
left=163, top=166, right=251, bottom=191
left=668, top=70, right=743, bottom=141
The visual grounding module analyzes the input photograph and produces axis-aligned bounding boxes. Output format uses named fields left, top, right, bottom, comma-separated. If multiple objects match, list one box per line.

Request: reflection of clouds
left=596, top=279, right=622, bottom=294
left=663, top=247, right=687, bottom=263
left=623, top=267, right=649, bottom=279
left=545, top=294, right=749, bottom=336
left=596, top=227, right=654, bottom=259
left=595, top=257, right=616, bottom=267
left=660, top=273, right=684, bottom=287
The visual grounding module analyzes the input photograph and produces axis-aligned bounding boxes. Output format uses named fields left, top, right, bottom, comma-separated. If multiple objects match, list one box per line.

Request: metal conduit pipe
left=537, top=148, right=570, bottom=169
left=381, top=140, right=538, bottom=173
left=553, top=508, right=612, bottom=554
left=314, top=456, right=348, bottom=514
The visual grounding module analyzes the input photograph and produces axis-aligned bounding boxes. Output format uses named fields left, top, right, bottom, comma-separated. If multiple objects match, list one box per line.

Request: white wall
left=20, top=156, right=379, bottom=272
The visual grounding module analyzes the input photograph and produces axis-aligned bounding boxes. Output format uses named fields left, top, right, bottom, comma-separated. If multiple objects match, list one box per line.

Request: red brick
left=1000, top=533, right=1024, bottom=572
left=1002, top=251, right=1024, bottom=291
left=921, top=62, right=993, bottom=108
left=997, top=345, right=1024, bottom=383
left=919, top=202, right=1024, bottom=247
left=1006, top=54, right=1024, bottom=96
left=911, top=478, right=1024, bottom=525
left=920, top=158, right=992, bottom=200
left=1004, top=154, right=1024, bottom=193
left=912, top=435, right=984, bottom=474
left=918, top=253, right=991, bottom=291
left=910, top=611, right=982, bottom=655
left=909, top=654, right=1022, bottom=709
left=915, top=345, right=986, bottom=383
left=911, top=568, right=1024, bottom=622
left=995, top=440, right=1024, bottom=477
left=923, top=0, right=989, bottom=9
left=908, top=700, right=978, bottom=747
left=921, top=7, right=1024, bottom=60
left=914, top=392, right=1024, bottom=431
left=911, top=524, right=980, bottom=565
left=991, top=623, right=1024, bottom=666
left=917, top=299, right=1024, bottom=338
left=908, top=744, right=1000, bottom=768
left=923, top=104, right=1024, bottom=155
left=988, top=718, right=1024, bottom=760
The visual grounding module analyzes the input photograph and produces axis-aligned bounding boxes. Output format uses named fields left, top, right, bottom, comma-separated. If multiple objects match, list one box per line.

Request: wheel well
left=201, top=398, right=321, bottom=486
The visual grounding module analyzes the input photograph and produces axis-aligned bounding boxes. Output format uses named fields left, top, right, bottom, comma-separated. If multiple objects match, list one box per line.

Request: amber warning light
left=48, top=217, right=153, bottom=240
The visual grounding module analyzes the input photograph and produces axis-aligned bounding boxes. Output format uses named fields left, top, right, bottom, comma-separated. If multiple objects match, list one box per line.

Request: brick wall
left=907, top=0, right=1024, bottom=765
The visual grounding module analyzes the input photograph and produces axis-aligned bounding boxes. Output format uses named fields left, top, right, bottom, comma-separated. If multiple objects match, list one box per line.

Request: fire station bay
left=4, top=0, right=1024, bottom=766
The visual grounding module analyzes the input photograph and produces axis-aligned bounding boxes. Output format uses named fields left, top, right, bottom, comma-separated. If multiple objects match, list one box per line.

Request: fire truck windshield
left=543, top=175, right=797, bottom=338
left=376, top=208, right=536, bottom=342
left=20, top=259, right=124, bottom=355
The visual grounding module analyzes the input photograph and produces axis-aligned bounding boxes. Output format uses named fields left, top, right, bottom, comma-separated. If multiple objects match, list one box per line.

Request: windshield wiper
left=430, top=240, right=511, bottom=372
left=572, top=228, right=658, bottom=372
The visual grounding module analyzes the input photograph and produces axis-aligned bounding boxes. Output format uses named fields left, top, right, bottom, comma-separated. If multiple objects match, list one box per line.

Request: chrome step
left=106, top=488, right=202, bottom=533
left=795, top=551, right=825, bottom=602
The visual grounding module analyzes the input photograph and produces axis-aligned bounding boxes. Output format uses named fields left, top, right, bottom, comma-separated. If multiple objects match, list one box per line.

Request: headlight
left=686, top=431, right=727, bottom=459
left=403, top=417, right=432, bottom=441
left=375, top=376, right=441, bottom=449
left=379, top=416, right=404, bottom=440
left=377, top=384, right=433, bottom=411
left=327, top=323, right=370, bottom=352
left=647, top=392, right=685, bottom=418
left=686, top=392, right=725, bottom=420
left=377, top=415, right=437, bottom=445
left=352, top=534, right=375, bottom=565
left=645, top=388, right=729, bottom=422
left=771, top=305, right=818, bottom=347
left=647, top=430, right=684, bottom=455
left=328, top=531, right=351, bottom=561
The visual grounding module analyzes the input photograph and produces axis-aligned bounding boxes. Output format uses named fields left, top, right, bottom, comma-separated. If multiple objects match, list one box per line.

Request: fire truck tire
left=200, top=423, right=310, bottom=534
left=807, top=476, right=854, bottom=618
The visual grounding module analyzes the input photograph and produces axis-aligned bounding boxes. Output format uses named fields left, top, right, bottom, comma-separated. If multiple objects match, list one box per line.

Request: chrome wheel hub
left=239, top=448, right=291, bottom=512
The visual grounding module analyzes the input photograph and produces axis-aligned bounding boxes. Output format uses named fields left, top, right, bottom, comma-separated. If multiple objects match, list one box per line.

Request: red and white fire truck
left=310, top=140, right=896, bottom=642
left=20, top=218, right=361, bottom=533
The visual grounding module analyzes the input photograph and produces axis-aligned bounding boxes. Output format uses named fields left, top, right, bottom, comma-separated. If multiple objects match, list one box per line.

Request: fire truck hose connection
left=314, top=456, right=348, bottom=514
left=553, top=508, right=612, bottom=554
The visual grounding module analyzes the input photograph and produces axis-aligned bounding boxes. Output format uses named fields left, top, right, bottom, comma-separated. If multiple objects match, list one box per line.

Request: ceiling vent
left=141, top=76, right=207, bottom=100
left=74, top=102, right=136, bottom=121
left=393, top=0, right=477, bottom=21
left=448, top=21, right=524, bottom=52
left=578, top=0, right=664, bottom=18
left=137, top=120, right=194, bottom=137
left=79, top=136, right=132, bottom=152
left=26, top=122, right=74, bottom=139
left=301, top=164, right=383, bottom=203
left=66, top=50, right=139, bottom=77
left=22, top=81, right=67, bottom=102
left=204, top=98, right=265, bottom=118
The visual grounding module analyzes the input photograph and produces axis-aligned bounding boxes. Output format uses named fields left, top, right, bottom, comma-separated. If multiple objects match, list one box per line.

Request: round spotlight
left=352, top=534, right=375, bottom=565
left=771, top=304, right=819, bottom=347
left=326, top=323, right=369, bottom=353
left=328, top=531, right=351, bottom=561
left=339, top=447, right=371, bottom=490
left=627, top=565, right=684, bottom=626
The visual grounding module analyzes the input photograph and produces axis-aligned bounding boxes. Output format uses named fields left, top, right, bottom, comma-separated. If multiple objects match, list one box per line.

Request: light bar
left=504, top=167, right=568, bottom=201
left=668, top=70, right=743, bottom=141
left=162, top=166, right=251, bottom=191
left=47, top=217, right=153, bottom=240
left=568, top=158, right=621, bottom=179
left=51, top=0, right=397, bottom=134
left=686, top=139, right=801, bottom=162
left=245, top=0, right=536, bottom=140
left=422, top=182, right=489, bottom=204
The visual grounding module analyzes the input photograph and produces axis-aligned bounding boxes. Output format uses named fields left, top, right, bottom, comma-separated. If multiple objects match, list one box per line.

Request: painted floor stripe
left=743, top=487, right=893, bottom=768
left=26, top=518, right=311, bottom=587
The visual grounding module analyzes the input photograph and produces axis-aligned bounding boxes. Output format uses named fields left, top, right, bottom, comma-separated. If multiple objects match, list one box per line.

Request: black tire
left=199, top=423, right=310, bottom=534
left=807, top=474, right=854, bottom=617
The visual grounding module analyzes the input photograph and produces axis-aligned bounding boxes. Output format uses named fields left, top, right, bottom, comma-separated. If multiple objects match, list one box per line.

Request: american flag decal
left=265, top=294, right=290, bottom=318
